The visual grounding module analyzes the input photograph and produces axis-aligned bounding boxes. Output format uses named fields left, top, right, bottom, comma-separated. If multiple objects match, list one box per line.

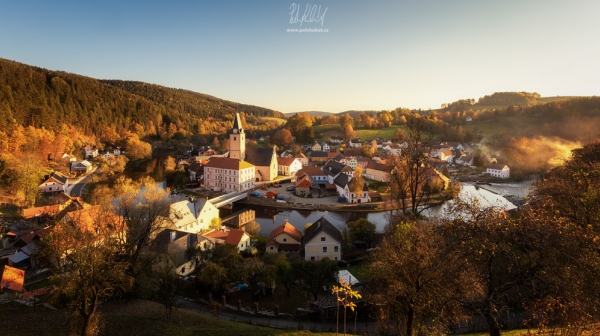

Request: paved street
left=66, top=167, right=98, bottom=197
left=175, top=297, right=377, bottom=334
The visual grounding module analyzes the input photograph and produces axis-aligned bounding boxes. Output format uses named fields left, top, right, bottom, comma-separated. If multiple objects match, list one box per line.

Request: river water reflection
left=230, top=203, right=390, bottom=236
left=229, top=181, right=532, bottom=236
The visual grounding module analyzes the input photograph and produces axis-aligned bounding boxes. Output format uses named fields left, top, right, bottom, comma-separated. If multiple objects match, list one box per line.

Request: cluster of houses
left=266, top=217, right=343, bottom=261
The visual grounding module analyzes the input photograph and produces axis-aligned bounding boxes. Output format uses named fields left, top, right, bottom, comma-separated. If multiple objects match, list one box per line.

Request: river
left=228, top=179, right=535, bottom=236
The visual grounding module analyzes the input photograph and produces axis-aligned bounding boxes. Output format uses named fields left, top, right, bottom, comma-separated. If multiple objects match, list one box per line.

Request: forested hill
left=100, top=80, right=283, bottom=121
left=0, top=58, right=282, bottom=139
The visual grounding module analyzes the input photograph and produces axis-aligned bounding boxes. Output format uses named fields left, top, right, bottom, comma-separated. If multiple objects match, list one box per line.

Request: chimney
left=189, top=196, right=196, bottom=217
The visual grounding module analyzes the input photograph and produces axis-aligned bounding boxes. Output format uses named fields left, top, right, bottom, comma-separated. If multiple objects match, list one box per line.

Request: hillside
left=0, top=299, right=332, bottom=336
left=285, top=111, right=334, bottom=117
left=0, top=58, right=282, bottom=140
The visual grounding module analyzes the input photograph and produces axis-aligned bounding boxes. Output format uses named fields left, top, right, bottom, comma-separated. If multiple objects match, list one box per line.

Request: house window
left=283, top=238, right=287, bottom=242
left=310, top=256, right=315, bottom=261
left=334, top=246, right=339, bottom=252
left=323, top=247, right=327, bottom=253
left=321, top=236, right=326, bottom=241
left=270, top=246, right=273, bottom=250
left=335, top=257, right=338, bottom=261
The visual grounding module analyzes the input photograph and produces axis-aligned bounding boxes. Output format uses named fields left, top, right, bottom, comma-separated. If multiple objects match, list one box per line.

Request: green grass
left=313, top=124, right=402, bottom=141
left=262, top=117, right=287, bottom=125
left=24, top=278, right=51, bottom=291
left=0, top=299, right=336, bottom=336
left=341, top=262, right=370, bottom=282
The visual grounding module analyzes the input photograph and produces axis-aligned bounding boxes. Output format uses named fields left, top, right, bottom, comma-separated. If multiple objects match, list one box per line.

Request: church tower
left=229, top=113, right=245, bottom=160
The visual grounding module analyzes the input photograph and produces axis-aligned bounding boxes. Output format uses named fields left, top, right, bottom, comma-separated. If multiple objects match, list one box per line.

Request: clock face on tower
left=233, top=129, right=238, bottom=134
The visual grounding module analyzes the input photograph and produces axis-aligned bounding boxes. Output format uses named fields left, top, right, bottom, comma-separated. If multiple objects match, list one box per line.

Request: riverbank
left=236, top=197, right=447, bottom=213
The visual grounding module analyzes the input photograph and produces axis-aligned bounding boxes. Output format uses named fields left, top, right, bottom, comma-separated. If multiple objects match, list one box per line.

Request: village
left=0, top=111, right=517, bottom=324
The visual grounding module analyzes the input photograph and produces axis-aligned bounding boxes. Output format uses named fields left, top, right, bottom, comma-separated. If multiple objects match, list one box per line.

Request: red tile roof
left=267, top=222, right=302, bottom=242
left=296, top=166, right=327, bottom=177
left=225, top=229, right=247, bottom=246
left=277, top=157, right=297, bottom=166
left=296, top=176, right=311, bottom=188
left=22, top=205, right=61, bottom=219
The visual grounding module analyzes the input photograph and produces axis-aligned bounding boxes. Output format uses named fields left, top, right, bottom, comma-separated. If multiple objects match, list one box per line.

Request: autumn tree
left=244, top=220, right=261, bottom=236
left=443, top=196, right=600, bottom=336
left=221, top=138, right=230, bottom=151
left=346, top=218, right=376, bottom=248
left=348, top=166, right=365, bottom=199
left=285, top=113, right=314, bottom=136
left=125, top=135, right=152, bottom=161
left=339, top=113, right=354, bottom=130
left=267, top=254, right=301, bottom=297
left=388, top=118, right=436, bottom=218
left=153, top=257, right=179, bottom=321
left=100, top=177, right=172, bottom=282
left=212, top=137, right=221, bottom=149
left=301, top=258, right=339, bottom=300
left=378, top=111, right=393, bottom=127
left=271, top=128, right=294, bottom=148
left=45, top=207, right=133, bottom=336
left=368, top=220, right=471, bottom=336
left=360, top=113, right=373, bottom=128
left=200, top=262, right=229, bottom=296
left=342, top=124, right=356, bottom=141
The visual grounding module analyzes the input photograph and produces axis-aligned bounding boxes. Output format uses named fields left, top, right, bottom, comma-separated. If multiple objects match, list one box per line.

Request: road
left=66, top=168, right=97, bottom=197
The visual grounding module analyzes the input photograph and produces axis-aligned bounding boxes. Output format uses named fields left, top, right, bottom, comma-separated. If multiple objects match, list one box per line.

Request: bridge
left=209, top=191, right=249, bottom=208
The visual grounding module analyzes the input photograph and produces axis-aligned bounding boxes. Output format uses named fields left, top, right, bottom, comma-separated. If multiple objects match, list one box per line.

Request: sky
left=0, top=0, right=599, bottom=113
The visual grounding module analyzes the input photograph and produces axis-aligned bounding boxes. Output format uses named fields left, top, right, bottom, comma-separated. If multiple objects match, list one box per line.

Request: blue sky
left=1, top=0, right=599, bottom=113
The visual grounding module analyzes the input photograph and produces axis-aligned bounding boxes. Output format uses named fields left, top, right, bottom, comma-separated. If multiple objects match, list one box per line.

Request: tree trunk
left=484, top=311, right=501, bottom=336
left=406, top=303, right=414, bottom=336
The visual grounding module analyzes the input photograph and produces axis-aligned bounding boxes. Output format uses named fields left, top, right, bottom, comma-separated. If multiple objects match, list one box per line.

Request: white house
left=203, top=157, right=255, bottom=192
left=277, top=157, right=303, bottom=176
left=294, top=153, right=308, bottom=166
left=84, top=145, right=99, bottom=159
left=330, top=136, right=343, bottom=143
left=303, top=217, right=343, bottom=261
left=321, top=142, right=330, bottom=152
left=466, top=116, right=473, bottom=122
left=439, top=150, right=454, bottom=164
left=486, top=164, right=510, bottom=179
left=348, top=138, right=362, bottom=148
left=61, top=153, right=76, bottom=162
left=266, top=221, right=303, bottom=254
left=38, top=172, right=69, bottom=194
left=169, top=198, right=220, bottom=234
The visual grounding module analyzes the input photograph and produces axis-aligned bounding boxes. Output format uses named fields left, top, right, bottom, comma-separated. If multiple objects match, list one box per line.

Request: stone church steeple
left=229, top=113, right=245, bottom=160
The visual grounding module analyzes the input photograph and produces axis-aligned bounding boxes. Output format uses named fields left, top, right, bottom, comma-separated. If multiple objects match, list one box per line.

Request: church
left=228, top=113, right=278, bottom=182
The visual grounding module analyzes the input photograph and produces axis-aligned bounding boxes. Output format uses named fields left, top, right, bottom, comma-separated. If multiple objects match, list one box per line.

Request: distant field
left=356, top=126, right=402, bottom=140
left=537, top=96, right=585, bottom=103
left=261, top=117, right=287, bottom=125
left=313, top=124, right=402, bottom=141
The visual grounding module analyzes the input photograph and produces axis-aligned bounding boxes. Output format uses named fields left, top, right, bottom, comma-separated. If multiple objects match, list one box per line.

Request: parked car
left=272, top=183, right=280, bottom=188
left=286, top=186, right=296, bottom=191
